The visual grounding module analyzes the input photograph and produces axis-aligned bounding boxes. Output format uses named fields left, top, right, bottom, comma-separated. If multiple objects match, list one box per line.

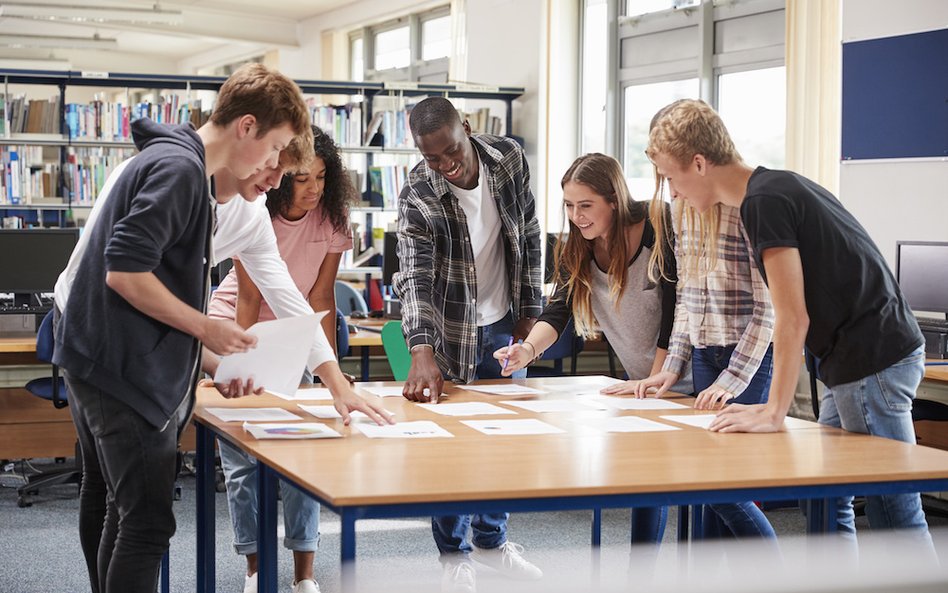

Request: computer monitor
left=895, top=241, right=948, bottom=315
left=382, top=231, right=399, bottom=286
left=0, top=228, right=79, bottom=306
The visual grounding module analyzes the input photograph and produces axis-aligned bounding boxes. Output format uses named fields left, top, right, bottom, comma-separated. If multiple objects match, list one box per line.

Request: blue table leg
left=161, top=551, right=170, bottom=593
left=689, top=505, right=704, bottom=541
left=676, top=505, right=689, bottom=542
left=805, top=498, right=836, bottom=534
left=340, top=509, right=357, bottom=593
left=592, top=507, right=602, bottom=547
left=196, top=423, right=216, bottom=593
left=258, top=463, right=279, bottom=593
left=361, top=346, right=370, bottom=381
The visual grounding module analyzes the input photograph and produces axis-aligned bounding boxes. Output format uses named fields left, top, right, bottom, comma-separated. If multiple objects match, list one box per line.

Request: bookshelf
left=0, top=69, right=524, bottom=282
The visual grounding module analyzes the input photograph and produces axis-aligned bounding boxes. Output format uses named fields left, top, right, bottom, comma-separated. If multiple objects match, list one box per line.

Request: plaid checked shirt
left=393, top=134, right=542, bottom=384
left=662, top=204, right=774, bottom=396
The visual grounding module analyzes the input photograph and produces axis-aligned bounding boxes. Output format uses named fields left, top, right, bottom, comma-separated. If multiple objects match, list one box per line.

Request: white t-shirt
left=446, top=159, right=510, bottom=327
left=53, top=157, right=336, bottom=373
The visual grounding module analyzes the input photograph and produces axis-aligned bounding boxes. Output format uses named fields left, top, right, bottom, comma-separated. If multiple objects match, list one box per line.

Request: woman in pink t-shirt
left=210, top=126, right=354, bottom=593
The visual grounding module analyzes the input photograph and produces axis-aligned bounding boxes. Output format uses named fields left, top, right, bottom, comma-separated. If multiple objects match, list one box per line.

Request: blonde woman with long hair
left=495, top=153, right=690, bottom=544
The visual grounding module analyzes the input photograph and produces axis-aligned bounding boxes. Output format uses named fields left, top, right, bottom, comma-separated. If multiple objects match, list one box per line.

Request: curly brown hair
left=265, top=125, right=355, bottom=232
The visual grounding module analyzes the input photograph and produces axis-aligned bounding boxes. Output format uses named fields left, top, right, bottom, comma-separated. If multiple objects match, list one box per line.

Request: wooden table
left=925, top=359, right=948, bottom=384
left=192, top=376, right=948, bottom=593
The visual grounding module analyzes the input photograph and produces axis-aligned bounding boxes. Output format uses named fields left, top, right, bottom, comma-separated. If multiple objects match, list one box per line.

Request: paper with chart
left=417, top=402, right=517, bottom=416
left=461, top=419, right=566, bottom=435
left=204, top=407, right=303, bottom=423
left=242, top=422, right=341, bottom=440
left=298, top=404, right=372, bottom=420
left=575, top=416, right=681, bottom=433
left=361, top=386, right=423, bottom=398
left=214, top=312, right=326, bottom=398
left=583, top=395, right=689, bottom=410
left=463, top=384, right=547, bottom=396
left=499, top=399, right=610, bottom=413
left=659, top=414, right=717, bottom=429
left=270, top=388, right=333, bottom=401
left=355, top=421, right=453, bottom=439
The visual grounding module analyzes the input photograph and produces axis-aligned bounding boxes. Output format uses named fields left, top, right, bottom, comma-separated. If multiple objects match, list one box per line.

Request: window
left=626, top=0, right=699, bottom=18
left=608, top=0, right=786, bottom=182
left=374, top=26, right=410, bottom=71
left=421, top=14, right=451, bottom=61
left=623, top=78, right=699, bottom=201
left=717, top=66, right=786, bottom=169
left=350, top=36, right=364, bottom=83
left=581, top=0, right=609, bottom=154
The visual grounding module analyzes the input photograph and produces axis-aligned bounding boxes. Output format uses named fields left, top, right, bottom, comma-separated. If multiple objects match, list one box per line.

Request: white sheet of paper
left=576, top=416, right=681, bottom=433
left=461, top=419, right=566, bottom=435
left=362, top=386, right=423, bottom=398
left=659, top=414, right=716, bottom=429
left=204, top=407, right=303, bottom=422
left=242, top=422, right=341, bottom=440
left=463, top=384, right=546, bottom=396
left=549, top=376, right=626, bottom=392
left=298, top=404, right=369, bottom=420
left=214, top=312, right=326, bottom=398
left=499, top=399, right=610, bottom=413
left=355, top=421, right=453, bottom=439
left=270, top=388, right=333, bottom=401
left=417, top=402, right=517, bottom=416
left=585, top=395, right=689, bottom=410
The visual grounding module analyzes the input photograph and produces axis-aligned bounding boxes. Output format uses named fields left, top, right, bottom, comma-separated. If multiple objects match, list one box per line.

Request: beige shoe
left=471, top=541, right=542, bottom=580
left=441, top=557, right=476, bottom=593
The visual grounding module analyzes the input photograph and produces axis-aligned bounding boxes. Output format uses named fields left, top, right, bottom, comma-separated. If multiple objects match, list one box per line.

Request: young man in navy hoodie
left=53, top=63, right=310, bottom=593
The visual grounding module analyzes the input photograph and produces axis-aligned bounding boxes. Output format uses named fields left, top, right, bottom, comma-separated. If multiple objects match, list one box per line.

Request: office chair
left=17, top=309, right=81, bottom=508
left=380, top=321, right=411, bottom=381
left=527, top=318, right=584, bottom=377
left=334, top=280, right=369, bottom=316
left=336, top=309, right=350, bottom=359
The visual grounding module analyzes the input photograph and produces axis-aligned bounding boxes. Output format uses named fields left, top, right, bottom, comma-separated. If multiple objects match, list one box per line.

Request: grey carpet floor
left=2, top=458, right=948, bottom=593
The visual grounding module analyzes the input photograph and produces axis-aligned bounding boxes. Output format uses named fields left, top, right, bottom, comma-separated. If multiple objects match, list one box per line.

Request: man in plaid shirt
left=392, top=97, right=543, bottom=592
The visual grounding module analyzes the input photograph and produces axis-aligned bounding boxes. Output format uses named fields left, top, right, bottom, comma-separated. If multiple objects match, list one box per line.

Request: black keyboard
left=917, top=317, right=948, bottom=331
left=0, top=304, right=51, bottom=315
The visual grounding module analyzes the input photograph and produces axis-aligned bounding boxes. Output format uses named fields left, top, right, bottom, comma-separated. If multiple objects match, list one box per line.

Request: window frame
left=353, top=5, right=451, bottom=85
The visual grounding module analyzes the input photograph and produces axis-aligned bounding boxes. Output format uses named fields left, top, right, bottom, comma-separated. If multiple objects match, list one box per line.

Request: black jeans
left=66, top=372, right=191, bottom=593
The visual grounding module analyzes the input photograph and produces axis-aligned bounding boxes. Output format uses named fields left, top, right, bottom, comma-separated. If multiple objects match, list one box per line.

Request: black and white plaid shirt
left=393, top=134, right=542, bottom=384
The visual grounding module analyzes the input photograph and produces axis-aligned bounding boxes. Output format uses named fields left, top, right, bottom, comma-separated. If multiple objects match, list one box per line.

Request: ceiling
left=0, top=1, right=354, bottom=70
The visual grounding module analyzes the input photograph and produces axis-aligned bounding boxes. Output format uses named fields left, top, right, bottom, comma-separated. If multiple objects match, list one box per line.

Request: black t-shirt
left=740, top=167, right=922, bottom=388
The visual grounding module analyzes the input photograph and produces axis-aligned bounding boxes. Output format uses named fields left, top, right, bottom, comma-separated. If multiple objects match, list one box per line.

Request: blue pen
left=502, top=336, right=515, bottom=370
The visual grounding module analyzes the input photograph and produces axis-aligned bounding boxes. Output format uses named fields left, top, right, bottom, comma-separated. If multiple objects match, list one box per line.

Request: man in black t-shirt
left=645, top=99, right=931, bottom=542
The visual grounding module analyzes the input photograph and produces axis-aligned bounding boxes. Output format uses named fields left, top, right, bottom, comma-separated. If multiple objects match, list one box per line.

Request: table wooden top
left=346, top=317, right=386, bottom=347
left=194, top=376, right=948, bottom=508
left=0, top=336, right=36, bottom=353
left=925, top=360, right=948, bottom=383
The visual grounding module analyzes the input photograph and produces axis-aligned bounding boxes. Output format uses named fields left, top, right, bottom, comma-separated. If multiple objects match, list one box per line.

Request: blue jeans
left=693, top=344, right=777, bottom=539
left=219, top=371, right=320, bottom=556
left=817, top=345, right=932, bottom=544
left=219, top=440, right=321, bottom=555
left=432, top=311, right=524, bottom=556
left=631, top=506, right=667, bottom=545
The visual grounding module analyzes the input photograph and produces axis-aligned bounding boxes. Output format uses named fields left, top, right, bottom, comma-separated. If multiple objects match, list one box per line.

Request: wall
left=839, top=0, right=948, bottom=266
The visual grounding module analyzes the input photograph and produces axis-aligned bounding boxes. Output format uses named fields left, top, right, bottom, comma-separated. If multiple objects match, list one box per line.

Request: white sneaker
left=243, top=574, right=257, bottom=593
left=471, top=541, right=543, bottom=580
left=291, top=579, right=321, bottom=593
left=441, top=557, right=476, bottom=593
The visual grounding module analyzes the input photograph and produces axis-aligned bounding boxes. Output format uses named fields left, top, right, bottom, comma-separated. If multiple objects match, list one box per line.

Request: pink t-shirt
left=208, top=208, right=353, bottom=322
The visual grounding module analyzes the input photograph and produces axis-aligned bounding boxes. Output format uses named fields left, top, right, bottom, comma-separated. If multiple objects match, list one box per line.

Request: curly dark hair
left=265, top=125, right=355, bottom=232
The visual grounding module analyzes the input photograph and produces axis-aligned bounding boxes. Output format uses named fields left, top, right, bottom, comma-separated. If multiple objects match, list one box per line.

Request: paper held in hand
left=214, top=312, right=325, bottom=398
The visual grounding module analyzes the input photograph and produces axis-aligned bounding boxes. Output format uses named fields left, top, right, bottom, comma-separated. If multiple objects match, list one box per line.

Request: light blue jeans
left=219, top=370, right=319, bottom=555
left=817, top=345, right=933, bottom=543
left=219, top=440, right=320, bottom=555
left=433, top=310, right=525, bottom=557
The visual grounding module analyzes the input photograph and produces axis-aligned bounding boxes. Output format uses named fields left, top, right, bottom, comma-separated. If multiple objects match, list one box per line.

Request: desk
left=925, top=359, right=948, bottom=384
left=193, top=376, right=948, bottom=593
left=345, top=318, right=385, bottom=381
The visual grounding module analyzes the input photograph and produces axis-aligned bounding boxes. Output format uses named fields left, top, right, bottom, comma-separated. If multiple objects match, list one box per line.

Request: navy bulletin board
left=841, top=28, right=948, bottom=160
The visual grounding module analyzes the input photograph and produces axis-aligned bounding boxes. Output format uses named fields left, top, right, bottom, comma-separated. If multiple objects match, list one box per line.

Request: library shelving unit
left=0, top=68, right=523, bottom=282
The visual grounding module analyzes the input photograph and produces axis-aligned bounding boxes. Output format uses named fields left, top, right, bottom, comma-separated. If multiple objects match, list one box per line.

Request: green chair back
left=380, top=321, right=412, bottom=381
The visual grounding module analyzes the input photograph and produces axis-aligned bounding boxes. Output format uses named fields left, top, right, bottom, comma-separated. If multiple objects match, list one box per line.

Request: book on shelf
left=365, top=164, right=407, bottom=209
left=308, top=100, right=363, bottom=147
left=462, top=107, right=503, bottom=136
left=66, top=95, right=207, bottom=142
left=363, top=108, right=415, bottom=149
left=3, top=94, right=62, bottom=135
left=0, top=145, right=59, bottom=205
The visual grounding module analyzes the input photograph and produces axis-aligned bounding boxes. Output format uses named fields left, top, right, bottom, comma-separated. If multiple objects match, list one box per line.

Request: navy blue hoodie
left=54, top=118, right=212, bottom=429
